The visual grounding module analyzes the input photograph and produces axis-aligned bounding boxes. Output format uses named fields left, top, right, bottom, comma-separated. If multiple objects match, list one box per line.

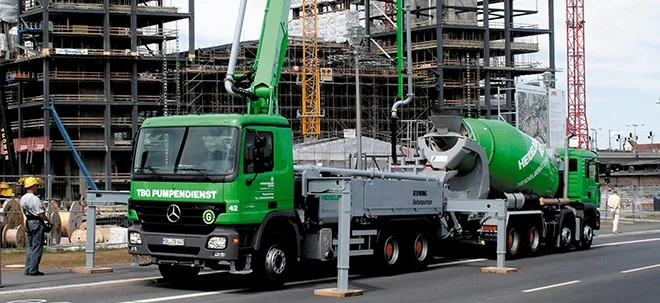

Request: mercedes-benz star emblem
left=166, top=204, right=181, bottom=223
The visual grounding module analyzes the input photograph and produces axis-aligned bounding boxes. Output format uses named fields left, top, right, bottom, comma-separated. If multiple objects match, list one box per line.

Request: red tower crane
left=566, top=0, right=589, bottom=149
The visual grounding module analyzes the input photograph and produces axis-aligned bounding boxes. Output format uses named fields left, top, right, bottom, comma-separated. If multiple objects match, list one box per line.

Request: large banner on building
left=515, top=84, right=549, bottom=146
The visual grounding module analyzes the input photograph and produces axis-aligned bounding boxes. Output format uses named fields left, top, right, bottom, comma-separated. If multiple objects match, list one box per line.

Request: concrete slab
left=314, top=287, right=364, bottom=298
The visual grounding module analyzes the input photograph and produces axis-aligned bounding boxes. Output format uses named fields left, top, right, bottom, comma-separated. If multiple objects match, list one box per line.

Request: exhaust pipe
left=391, top=0, right=415, bottom=163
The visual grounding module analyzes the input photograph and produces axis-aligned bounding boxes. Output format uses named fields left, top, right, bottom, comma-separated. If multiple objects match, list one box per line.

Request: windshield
left=133, top=126, right=238, bottom=176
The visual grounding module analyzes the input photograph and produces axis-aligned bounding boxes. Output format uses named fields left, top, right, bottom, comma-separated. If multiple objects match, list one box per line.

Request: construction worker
left=20, top=177, right=53, bottom=276
left=607, top=189, right=621, bottom=234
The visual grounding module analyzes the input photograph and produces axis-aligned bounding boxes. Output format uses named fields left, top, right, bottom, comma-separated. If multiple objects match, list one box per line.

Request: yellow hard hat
left=23, top=177, right=41, bottom=189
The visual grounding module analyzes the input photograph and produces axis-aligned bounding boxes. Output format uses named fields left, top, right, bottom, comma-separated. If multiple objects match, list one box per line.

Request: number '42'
left=228, top=204, right=239, bottom=212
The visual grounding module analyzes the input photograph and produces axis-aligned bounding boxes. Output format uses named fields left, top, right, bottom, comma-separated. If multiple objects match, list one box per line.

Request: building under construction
left=0, top=0, right=194, bottom=197
left=0, top=0, right=555, bottom=197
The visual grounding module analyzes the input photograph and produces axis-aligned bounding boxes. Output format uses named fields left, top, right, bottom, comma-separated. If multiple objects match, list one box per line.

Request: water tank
left=461, top=118, right=560, bottom=197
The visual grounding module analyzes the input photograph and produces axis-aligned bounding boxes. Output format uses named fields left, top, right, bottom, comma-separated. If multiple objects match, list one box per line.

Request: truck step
left=352, top=229, right=378, bottom=236
left=333, top=238, right=365, bottom=246
left=350, top=249, right=374, bottom=256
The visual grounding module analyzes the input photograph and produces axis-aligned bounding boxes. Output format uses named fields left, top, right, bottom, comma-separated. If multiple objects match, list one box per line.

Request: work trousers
left=25, top=220, right=45, bottom=275
left=612, top=213, right=620, bottom=233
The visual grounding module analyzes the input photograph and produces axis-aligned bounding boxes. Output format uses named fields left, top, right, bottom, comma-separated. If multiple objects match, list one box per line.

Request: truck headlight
left=207, top=236, right=227, bottom=250
left=129, top=231, right=142, bottom=245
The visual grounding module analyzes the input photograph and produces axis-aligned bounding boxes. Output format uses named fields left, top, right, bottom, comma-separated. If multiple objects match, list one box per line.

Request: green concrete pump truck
left=126, top=0, right=606, bottom=289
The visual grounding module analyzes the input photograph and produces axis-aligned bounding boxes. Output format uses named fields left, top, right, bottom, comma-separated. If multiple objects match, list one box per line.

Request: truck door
left=238, top=127, right=279, bottom=221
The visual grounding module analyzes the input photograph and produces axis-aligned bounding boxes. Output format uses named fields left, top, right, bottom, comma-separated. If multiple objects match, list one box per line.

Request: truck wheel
left=373, top=229, right=403, bottom=274
left=526, top=225, right=541, bottom=256
left=506, top=225, right=521, bottom=259
left=158, top=264, right=200, bottom=284
left=558, top=214, right=575, bottom=251
left=405, top=231, right=433, bottom=271
left=253, top=231, right=292, bottom=289
left=578, top=218, right=594, bottom=250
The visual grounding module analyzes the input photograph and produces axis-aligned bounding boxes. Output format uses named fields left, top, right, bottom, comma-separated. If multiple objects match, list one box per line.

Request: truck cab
left=127, top=114, right=296, bottom=283
left=558, top=148, right=602, bottom=207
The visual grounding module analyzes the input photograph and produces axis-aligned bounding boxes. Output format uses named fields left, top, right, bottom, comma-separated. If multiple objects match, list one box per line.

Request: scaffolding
left=2, top=0, right=194, bottom=189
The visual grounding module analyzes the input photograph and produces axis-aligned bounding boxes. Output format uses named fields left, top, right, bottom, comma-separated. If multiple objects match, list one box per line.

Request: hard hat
left=23, top=177, right=41, bottom=189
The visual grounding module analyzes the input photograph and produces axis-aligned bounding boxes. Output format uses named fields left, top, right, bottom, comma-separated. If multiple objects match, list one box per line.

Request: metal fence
left=600, top=185, right=660, bottom=222
left=0, top=175, right=129, bottom=251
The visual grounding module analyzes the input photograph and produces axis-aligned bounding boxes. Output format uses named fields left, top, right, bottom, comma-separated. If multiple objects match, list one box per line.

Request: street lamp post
left=589, top=128, right=602, bottom=151
left=626, top=123, right=644, bottom=142
left=346, top=13, right=365, bottom=170
left=649, top=131, right=655, bottom=144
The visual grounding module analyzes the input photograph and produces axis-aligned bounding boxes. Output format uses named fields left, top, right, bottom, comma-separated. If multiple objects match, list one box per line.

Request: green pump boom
left=224, top=0, right=291, bottom=116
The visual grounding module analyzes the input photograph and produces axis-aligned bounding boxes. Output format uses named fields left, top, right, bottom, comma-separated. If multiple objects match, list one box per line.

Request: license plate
left=161, top=237, right=185, bottom=246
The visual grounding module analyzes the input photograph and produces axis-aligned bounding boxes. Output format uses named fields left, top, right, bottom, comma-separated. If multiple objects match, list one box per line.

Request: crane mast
left=566, top=0, right=588, bottom=149
left=224, top=0, right=291, bottom=116
left=299, top=0, right=322, bottom=141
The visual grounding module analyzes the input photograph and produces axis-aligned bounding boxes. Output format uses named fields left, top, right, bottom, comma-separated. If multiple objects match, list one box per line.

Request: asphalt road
left=3, top=228, right=660, bottom=303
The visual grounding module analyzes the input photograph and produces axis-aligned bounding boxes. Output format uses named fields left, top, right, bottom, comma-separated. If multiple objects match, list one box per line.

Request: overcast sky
left=168, top=0, right=660, bottom=149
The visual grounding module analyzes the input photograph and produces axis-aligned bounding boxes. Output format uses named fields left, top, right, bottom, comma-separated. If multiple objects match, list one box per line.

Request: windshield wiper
left=143, top=165, right=165, bottom=180
left=177, top=167, right=213, bottom=181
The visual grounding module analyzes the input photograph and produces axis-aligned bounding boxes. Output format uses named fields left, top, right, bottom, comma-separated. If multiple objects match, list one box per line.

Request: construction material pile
left=0, top=198, right=128, bottom=248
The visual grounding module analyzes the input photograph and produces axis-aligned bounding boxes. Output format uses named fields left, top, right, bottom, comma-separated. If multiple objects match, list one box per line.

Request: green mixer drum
left=461, top=118, right=560, bottom=197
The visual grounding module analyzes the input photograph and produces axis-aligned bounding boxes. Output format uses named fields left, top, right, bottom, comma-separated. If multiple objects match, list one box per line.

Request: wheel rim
left=265, top=246, right=287, bottom=276
left=561, top=227, right=572, bottom=245
left=528, top=227, right=540, bottom=251
left=413, top=234, right=429, bottom=262
left=383, top=236, right=399, bottom=265
left=508, top=228, right=520, bottom=253
left=583, top=225, right=593, bottom=242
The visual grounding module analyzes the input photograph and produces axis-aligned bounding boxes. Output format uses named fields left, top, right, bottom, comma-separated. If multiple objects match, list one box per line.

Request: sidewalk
left=596, top=221, right=660, bottom=236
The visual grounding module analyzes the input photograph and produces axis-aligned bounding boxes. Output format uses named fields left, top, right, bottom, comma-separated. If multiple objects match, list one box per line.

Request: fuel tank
left=460, top=118, right=559, bottom=197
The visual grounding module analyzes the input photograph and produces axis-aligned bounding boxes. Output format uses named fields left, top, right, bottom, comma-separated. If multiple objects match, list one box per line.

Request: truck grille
left=130, top=200, right=226, bottom=235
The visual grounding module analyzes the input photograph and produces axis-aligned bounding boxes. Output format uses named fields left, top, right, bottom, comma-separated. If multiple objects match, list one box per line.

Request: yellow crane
left=298, top=0, right=323, bottom=141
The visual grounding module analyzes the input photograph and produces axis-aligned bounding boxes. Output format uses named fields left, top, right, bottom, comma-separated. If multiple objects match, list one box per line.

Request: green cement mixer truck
left=124, top=0, right=605, bottom=289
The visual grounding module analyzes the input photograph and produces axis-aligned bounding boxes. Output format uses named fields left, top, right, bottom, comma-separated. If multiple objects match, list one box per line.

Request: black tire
left=404, top=231, right=433, bottom=271
left=525, top=225, right=542, bottom=257
left=506, top=224, right=522, bottom=259
left=373, top=228, right=404, bottom=274
left=558, top=213, right=575, bottom=252
left=577, top=217, right=594, bottom=250
left=158, top=264, right=200, bottom=284
left=252, top=231, right=292, bottom=289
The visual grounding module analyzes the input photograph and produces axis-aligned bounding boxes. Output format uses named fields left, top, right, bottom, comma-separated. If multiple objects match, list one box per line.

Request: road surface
left=2, top=225, right=660, bottom=303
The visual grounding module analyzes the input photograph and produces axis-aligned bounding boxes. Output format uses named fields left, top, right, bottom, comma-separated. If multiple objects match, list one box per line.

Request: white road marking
left=620, top=263, right=660, bottom=274
left=592, top=237, right=660, bottom=248
left=429, top=258, right=488, bottom=268
left=0, top=269, right=229, bottom=296
left=521, top=280, right=581, bottom=293
left=0, top=276, right=162, bottom=296
left=117, top=290, right=240, bottom=303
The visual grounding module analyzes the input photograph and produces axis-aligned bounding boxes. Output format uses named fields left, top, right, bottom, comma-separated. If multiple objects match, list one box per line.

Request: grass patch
left=1, top=248, right=143, bottom=272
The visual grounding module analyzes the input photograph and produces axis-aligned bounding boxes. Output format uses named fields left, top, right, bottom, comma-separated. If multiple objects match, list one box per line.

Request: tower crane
left=566, top=0, right=588, bottom=149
